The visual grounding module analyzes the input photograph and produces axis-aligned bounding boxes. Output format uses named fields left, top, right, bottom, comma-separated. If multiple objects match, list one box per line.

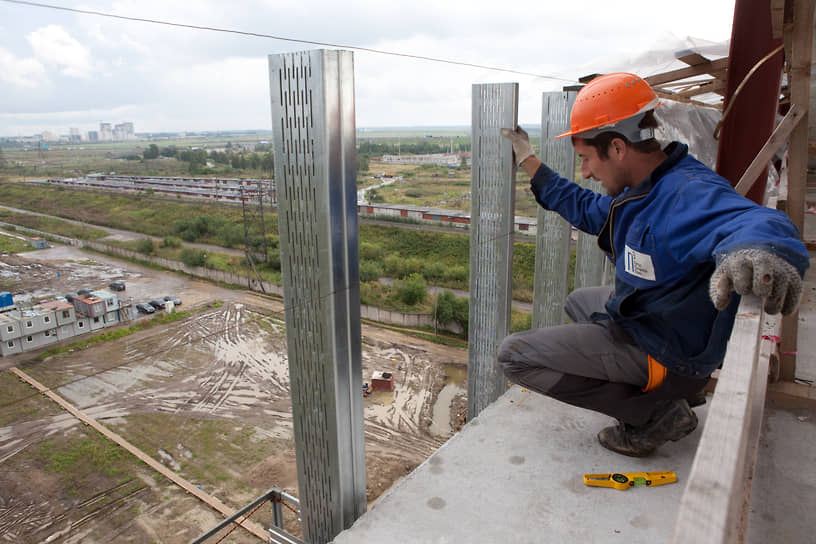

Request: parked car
left=64, top=293, right=76, bottom=302
left=163, top=295, right=182, bottom=305
left=148, top=299, right=166, bottom=310
left=77, top=288, right=93, bottom=296
left=108, top=280, right=126, bottom=291
left=136, top=303, right=155, bottom=314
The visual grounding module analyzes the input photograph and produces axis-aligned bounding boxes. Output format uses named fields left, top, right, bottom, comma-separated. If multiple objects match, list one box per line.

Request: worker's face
left=573, top=139, right=627, bottom=197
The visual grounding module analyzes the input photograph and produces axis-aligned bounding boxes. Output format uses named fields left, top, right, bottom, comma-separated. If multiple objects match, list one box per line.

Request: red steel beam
left=715, top=0, right=784, bottom=204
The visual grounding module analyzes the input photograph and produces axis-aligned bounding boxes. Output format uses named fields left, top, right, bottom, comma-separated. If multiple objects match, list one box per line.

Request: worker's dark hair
left=574, top=110, right=661, bottom=159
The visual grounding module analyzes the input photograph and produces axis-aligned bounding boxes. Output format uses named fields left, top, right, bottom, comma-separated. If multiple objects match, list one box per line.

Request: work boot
left=597, top=399, right=698, bottom=457
left=687, top=390, right=707, bottom=408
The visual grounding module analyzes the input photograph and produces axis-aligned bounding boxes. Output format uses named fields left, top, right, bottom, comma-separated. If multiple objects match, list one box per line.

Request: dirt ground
left=0, top=243, right=468, bottom=543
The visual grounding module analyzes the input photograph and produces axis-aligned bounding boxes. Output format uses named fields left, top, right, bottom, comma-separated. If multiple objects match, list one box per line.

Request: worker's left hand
left=500, top=127, right=535, bottom=166
left=709, top=248, right=803, bottom=315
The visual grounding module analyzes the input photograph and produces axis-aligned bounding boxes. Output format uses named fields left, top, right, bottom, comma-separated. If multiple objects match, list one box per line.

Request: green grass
left=115, top=413, right=286, bottom=493
left=37, top=432, right=128, bottom=479
left=0, top=230, right=32, bottom=253
left=0, top=210, right=108, bottom=240
left=0, top=371, right=62, bottom=426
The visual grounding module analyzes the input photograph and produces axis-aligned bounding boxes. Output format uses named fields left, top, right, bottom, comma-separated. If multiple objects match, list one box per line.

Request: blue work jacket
left=530, top=142, right=809, bottom=377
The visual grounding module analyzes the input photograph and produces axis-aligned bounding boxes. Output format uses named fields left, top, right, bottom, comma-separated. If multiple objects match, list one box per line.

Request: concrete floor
left=334, top=386, right=708, bottom=543
left=333, top=384, right=816, bottom=544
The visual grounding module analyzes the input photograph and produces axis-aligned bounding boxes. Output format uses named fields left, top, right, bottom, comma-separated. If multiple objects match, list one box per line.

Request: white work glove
left=710, top=248, right=803, bottom=315
left=500, top=127, right=535, bottom=166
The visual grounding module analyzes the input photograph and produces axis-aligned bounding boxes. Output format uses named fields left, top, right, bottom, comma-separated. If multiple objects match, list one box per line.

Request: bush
left=443, top=264, right=468, bottom=284
left=359, top=241, right=383, bottom=260
left=135, top=238, right=155, bottom=255
left=180, top=248, right=208, bottom=267
left=359, top=260, right=384, bottom=283
left=422, top=261, right=446, bottom=281
left=397, top=273, right=427, bottom=306
left=435, top=290, right=458, bottom=326
left=265, top=248, right=281, bottom=271
left=383, top=254, right=422, bottom=279
left=222, top=223, right=245, bottom=248
left=161, top=236, right=182, bottom=248
left=435, top=290, right=469, bottom=332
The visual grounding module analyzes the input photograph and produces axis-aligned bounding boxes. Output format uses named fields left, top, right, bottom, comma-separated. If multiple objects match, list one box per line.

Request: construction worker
left=499, top=73, right=808, bottom=457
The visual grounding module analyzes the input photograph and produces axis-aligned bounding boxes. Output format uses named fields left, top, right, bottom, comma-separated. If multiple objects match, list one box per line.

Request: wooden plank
left=779, top=0, right=815, bottom=382
left=653, top=89, right=722, bottom=109
left=677, top=52, right=714, bottom=67
left=771, top=0, right=785, bottom=39
left=671, top=296, right=770, bottom=543
left=8, top=367, right=270, bottom=542
left=734, top=105, right=806, bottom=196
left=645, top=57, right=729, bottom=87
left=675, top=79, right=727, bottom=99
left=768, top=380, right=816, bottom=400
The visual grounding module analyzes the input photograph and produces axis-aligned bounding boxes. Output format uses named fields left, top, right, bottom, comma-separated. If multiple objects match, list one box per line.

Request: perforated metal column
left=468, top=83, right=518, bottom=419
left=574, top=175, right=605, bottom=290
left=268, top=49, right=365, bottom=543
left=532, top=91, right=577, bottom=328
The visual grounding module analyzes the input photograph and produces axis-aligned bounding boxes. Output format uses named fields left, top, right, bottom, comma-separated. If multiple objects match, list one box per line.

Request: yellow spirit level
left=583, top=471, right=677, bottom=490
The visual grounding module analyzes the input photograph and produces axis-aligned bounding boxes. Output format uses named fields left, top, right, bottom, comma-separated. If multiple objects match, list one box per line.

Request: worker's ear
left=609, top=137, right=627, bottom=161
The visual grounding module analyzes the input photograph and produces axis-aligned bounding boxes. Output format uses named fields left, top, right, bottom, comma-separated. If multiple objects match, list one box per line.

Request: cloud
left=0, top=47, right=45, bottom=88
left=26, top=24, right=94, bottom=78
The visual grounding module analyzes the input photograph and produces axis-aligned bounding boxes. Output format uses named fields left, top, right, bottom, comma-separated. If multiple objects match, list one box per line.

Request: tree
left=143, top=144, right=159, bottom=159
left=160, top=145, right=178, bottom=158
left=397, top=273, right=427, bottom=306
left=0, top=147, right=7, bottom=168
left=357, top=155, right=369, bottom=173
left=261, top=152, right=274, bottom=174
left=180, top=248, right=208, bottom=267
left=435, top=290, right=458, bottom=326
left=435, top=290, right=469, bottom=336
left=135, top=237, right=155, bottom=255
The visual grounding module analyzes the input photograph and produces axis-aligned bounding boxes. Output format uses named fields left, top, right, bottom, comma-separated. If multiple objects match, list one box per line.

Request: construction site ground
left=0, top=244, right=468, bottom=543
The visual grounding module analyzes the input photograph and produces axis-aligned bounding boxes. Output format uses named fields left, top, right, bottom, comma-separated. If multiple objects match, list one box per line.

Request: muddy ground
left=0, top=243, right=468, bottom=543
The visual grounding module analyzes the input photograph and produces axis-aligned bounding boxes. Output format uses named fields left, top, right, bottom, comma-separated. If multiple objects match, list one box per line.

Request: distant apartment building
left=380, top=153, right=463, bottom=167
left=100, top=123, right=113, bottom=141
left=69, top=127, right=82, bottom=143
left=114, top=122, right=135, bottom=141
left=87, top=131, right=99, bottom=142
left=41, top=130, right=57, bottom=142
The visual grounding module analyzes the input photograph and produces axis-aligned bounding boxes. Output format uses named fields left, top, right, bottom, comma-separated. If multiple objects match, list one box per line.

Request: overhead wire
left=1, top=0, right=574, bottom=83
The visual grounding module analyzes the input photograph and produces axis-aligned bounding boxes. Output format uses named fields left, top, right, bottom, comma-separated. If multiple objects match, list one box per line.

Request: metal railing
left=190, top=487, right=303, bottom=544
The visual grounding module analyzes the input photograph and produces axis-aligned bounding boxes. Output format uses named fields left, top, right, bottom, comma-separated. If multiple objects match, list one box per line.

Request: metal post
left=574, top=176, right=605, bottom=291
left=268, top=49, right=366, bottom=543
left=532, top=91, right=577, bottom=328
left=467, top=82, right=518, bottom=419
left=189, top=488, right=303, bottom=544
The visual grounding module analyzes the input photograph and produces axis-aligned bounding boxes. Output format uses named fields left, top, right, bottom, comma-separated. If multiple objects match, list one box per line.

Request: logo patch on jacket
left=624, top=245, right=656, bottom=281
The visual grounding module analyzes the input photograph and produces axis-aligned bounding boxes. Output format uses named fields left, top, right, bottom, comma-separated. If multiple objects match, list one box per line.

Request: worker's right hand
left=500, top=127, right=535, bottom=166
left=710, top=248, right=803, bottom=315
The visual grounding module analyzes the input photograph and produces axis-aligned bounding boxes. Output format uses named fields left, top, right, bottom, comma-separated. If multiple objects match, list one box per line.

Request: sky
left=0, top=0, right=736, bottom=137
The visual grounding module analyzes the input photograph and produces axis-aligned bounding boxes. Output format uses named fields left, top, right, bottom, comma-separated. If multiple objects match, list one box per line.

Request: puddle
left=429, top=382, right=465, bottom=436
left=429, top=365, right=467, bottom=437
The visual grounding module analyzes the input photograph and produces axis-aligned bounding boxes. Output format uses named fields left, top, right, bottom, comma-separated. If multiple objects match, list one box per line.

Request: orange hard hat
left=555, top=72, right=661, bottom=140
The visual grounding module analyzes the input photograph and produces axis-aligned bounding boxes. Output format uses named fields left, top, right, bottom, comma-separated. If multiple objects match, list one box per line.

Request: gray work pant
left=498, top=286, right=707, bottom=426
